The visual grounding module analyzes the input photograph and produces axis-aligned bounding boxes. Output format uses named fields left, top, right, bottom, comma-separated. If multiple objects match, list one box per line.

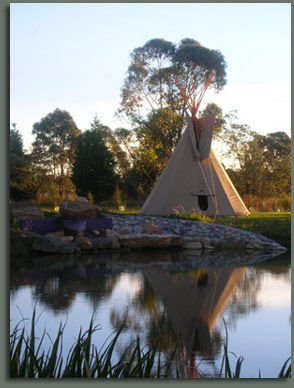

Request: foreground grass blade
left=278, top=357, right=291, bottom=378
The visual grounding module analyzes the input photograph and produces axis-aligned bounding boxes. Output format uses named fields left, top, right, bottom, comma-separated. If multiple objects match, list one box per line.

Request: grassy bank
left=215, top=212, right=291, bottom=248
left=10, top=312, right=291, bottom=378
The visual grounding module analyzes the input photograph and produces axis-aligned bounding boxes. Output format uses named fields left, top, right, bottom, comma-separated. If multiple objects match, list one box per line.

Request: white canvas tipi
left=140, top=114, right=250, bottom=217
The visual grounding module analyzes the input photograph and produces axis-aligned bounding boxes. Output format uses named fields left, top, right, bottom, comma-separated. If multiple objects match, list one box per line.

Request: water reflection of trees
left=11, top=253, right=121, bottom=313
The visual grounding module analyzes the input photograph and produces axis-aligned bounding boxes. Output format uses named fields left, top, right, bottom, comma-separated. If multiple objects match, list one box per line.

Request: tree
left=199, top=102, right=226, bottom=139
left=71, top=117, right=118, bottom=203
left=116, top=38, right=227, bottom=199
left=261, top=132, right=291, bottom=197
left=10, top=124, right=37, bottom=201
left=31, top=108, right=81, bottom=199
left=218, top=112, right=291, bottom=199
left=118, top=38, right=226, bottom=128
left=117, top=38, right=178, bottom=126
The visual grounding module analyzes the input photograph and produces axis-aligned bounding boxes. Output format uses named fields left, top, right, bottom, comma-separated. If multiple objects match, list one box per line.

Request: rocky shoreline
left=111, top=213, right=286, bottom=252
left=12, top=214, right=287, bottom=256
left=10, top=199, right=287, bottom=256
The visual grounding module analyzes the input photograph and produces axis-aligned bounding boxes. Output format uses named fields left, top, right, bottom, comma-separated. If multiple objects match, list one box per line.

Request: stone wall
left=110, top=214, right=286, bottom=252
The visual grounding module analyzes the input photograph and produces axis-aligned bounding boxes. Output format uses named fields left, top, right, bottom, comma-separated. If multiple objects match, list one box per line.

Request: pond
left=10, top=249, right=291, bottom=378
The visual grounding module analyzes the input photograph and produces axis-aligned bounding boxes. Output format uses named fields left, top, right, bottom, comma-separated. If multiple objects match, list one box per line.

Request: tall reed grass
left=10, top=311, right=291, bottom=378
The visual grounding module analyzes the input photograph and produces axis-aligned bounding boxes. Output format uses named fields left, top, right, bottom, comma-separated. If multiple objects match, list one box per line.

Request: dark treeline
left=10, top=38, right=291, bottom=211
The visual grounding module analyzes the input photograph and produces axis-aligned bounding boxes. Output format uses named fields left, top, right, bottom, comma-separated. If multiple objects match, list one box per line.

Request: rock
left=117, top=227, right=133, bottom=235
left=133, top=225, right=142, bottom=234
left=119, top=234, right=182, bottom=249
left=45, top=231, right=65, bottom=238
left=61, top=236, right=74, bottom=242
left=33, top=236, right=76, bottom=254
left=75, top=236, right=94, bottom=250
left=200, top=237, right=212, bottom=246
left=106, top=229, right=119, bottom=238
left=74, top=196, right=89, bottom=204
left=182, top=241, right=203, bottom=250
left=59, top=201, right=101, bottom=218
left=11, top=206, right=44, bottom=219
left=74, top=231, right=84, bottom=239
left=170, top=235, right=183, bottom=246
left=110, top=237, right=121, bottom=249
left=90, top=236, right=113, bottom=250
left=182, top=236, right=201, bottom=243
left=106, top=230, right=121, bottom=249
left=19, top=231, right=40, bottom=238
left=141, top=223, right=164, bottom=235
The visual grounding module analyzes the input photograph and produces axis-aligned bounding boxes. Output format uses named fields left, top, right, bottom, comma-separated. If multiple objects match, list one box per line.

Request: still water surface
left=10, top=249, right=291, bottom=378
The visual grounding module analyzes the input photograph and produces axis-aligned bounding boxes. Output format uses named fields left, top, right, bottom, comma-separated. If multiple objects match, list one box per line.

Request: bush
left=242, top=195, right=291, bottom=212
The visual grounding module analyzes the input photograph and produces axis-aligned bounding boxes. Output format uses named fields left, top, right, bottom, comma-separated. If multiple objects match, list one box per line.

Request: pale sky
left=10, top=2, right=291, bottom=151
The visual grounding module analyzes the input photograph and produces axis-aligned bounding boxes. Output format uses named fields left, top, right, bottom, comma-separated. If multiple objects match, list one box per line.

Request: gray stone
left=19, top=231, right=41, bottom=238
left=46, top=231, right=65, bottom=238
left=33, top=236, right=77, bottom=254
left=74, top=196, right=89, bottom=204
left=119, top=234, right=181, bottom=249
left=59, top=201, right=101, bottom=218
left=75, top=236, right=94, bottom=250
left=186, top=231, right=197, bottom=236
left=133, top=224, right=142, bottom=234
left=117, top=226, right=133, bottom=235
left=61, top=236, right=74, bottom=242
left=200, top=237, right=212, bottom=245
left=183, top=241, right=203, bottom=250
left=91, top=236, right=113, bottom=250
left=141, top=223, right=163, bottom=235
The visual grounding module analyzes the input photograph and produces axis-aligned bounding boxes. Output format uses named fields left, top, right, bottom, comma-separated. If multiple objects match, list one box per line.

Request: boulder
left=117, top=227, right=133, bottom=235
left=182, top=241, right=203, bottom=250
left=19, top=231, right=40, bottom=238
left=90, top=236, right=113, bottom=250
left=59, top=201, right=102, bottom=218
left=170, top=235, right=183, bottom=246
left=61, top=236, right=74, bottom=242
left=11, top=206, right=44, bottom=219
left=119, top=234, right=182, bottom=249
left=106, top=230, right=121, bottom=249
left=45, top=231, right=65, bottom=238
left=141, top=223, right=164, bottom=235
left=33, top=235, right=77, bottom=254
left=75, top=236, right=94, bottom=250
left=74, top=197, right=89, bottom=204
left=133, top=225, right=142, bottom=234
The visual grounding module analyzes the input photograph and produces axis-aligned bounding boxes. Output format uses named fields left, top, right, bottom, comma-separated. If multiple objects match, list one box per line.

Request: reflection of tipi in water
left=144, top=267, right=246, bottom=377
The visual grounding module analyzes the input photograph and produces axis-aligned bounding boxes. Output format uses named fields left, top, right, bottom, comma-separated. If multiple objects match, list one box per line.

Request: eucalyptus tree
left=118, top=38, right=227, bottom=130
left=117, top=38, right=227, bottom=198
left=31, top=109, right=81, bottom=199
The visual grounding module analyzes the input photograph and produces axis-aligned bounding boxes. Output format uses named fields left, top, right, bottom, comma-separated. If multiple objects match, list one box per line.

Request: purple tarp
left=19, top=218, right=113, bottom=235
